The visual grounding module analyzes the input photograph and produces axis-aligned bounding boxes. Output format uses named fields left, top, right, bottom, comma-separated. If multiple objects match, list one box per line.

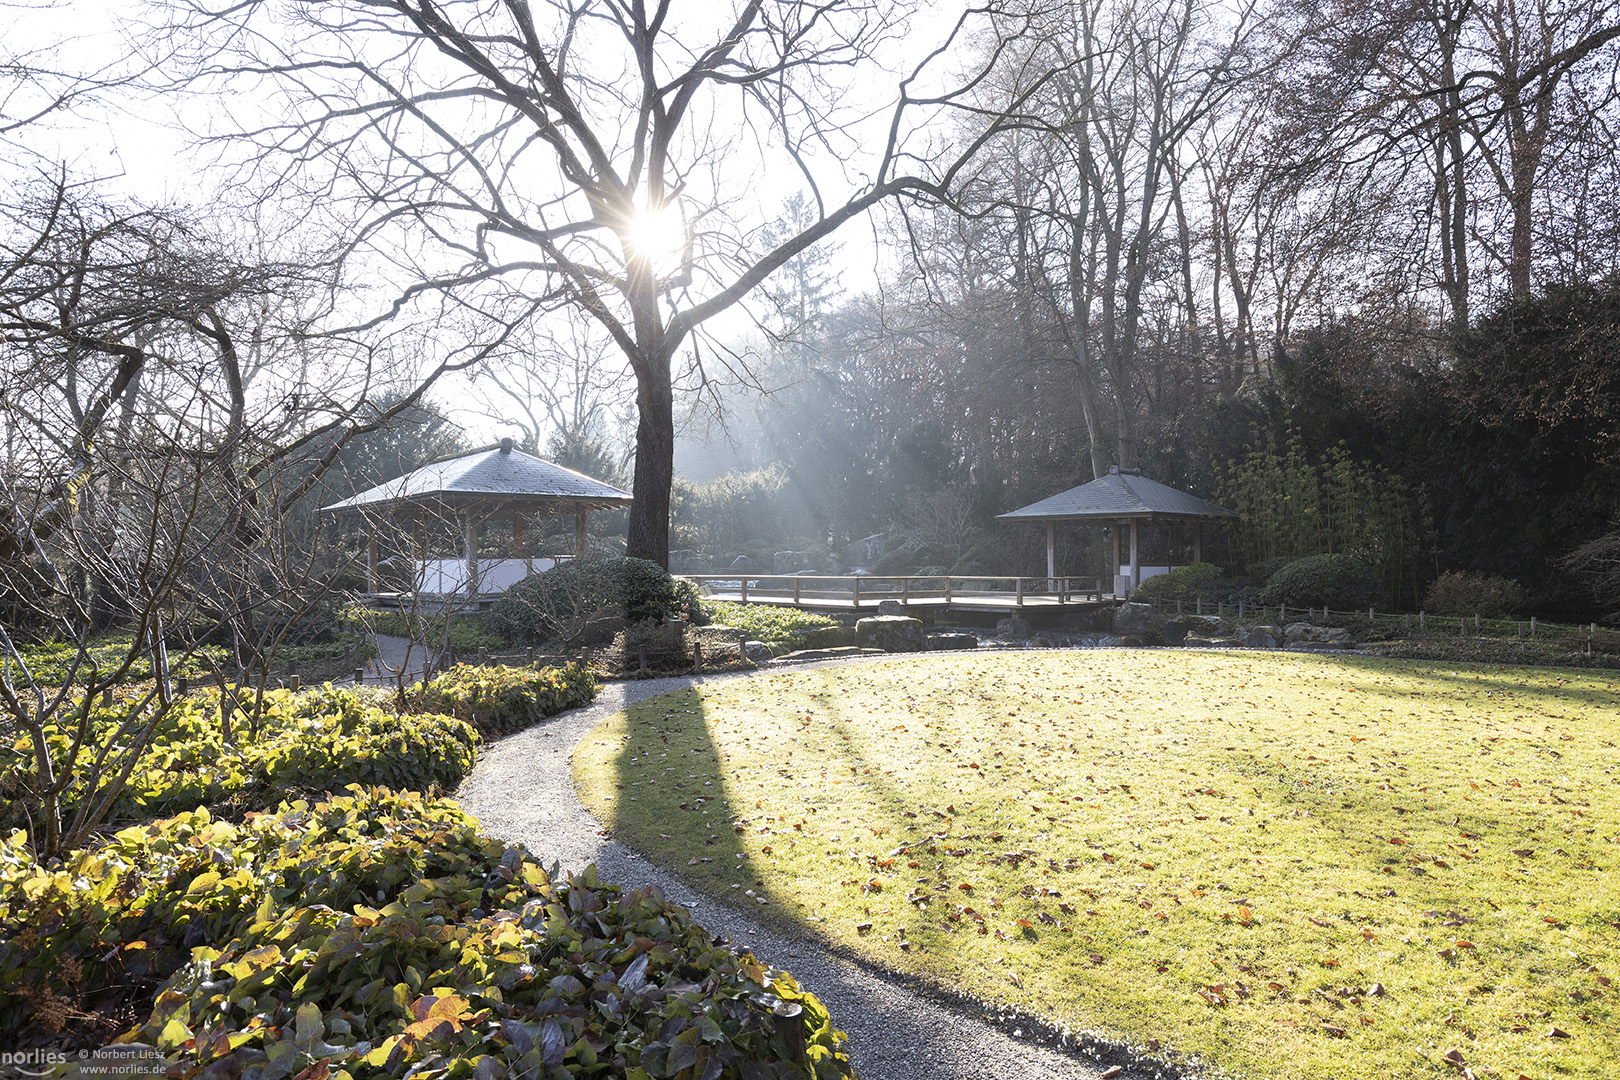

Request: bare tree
left=157, top=0, right=1058, bottom=567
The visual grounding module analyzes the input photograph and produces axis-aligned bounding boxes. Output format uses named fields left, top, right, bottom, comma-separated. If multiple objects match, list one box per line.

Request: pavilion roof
left=317, top=442, right=632, bottom=517
left=996, top=467, right=1236, bottom=523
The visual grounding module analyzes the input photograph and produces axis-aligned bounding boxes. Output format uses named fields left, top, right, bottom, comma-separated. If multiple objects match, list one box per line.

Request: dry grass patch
left=573, top=651, right=1620, bottom=1080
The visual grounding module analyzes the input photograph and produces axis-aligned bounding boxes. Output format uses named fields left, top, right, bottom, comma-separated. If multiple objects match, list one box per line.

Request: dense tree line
left=673, top=0, right=1620, bottom=618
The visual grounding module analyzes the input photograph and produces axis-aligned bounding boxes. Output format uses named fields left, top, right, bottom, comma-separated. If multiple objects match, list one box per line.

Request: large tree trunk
left=626, top=358, right=674, bottom=568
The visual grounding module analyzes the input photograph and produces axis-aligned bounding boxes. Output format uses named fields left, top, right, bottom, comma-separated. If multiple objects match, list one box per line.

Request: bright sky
left=7, top=0, right=980, bottom=450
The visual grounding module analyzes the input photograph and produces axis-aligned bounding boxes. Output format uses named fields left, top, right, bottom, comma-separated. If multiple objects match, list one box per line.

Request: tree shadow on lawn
left=581, top=681, right=1133, bottom=1075
left=1321, top=654, right=1620, bottom=711
left=589, top=681, right=941, bottom=934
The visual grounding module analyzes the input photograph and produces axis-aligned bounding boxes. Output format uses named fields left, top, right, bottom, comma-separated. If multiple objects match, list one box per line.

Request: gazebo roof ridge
left=317, top=438, right=633, bottom=517
left=996, top=465, right=1236, bottom=523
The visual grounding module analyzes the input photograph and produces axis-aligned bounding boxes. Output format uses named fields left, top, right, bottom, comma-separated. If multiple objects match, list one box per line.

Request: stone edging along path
left=454, top=657, right=1144, bottom=1080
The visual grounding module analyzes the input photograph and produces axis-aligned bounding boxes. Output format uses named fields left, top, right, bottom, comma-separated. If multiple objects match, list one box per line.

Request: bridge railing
left=680, top=573, right=1107, bottom=607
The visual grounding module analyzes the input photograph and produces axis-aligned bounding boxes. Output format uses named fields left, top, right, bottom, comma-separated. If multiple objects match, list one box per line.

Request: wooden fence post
left=1015, top=578, right=1025, bottom=606
left=354, top=667, right=366, bottom=684
left=794, top=577, right=802, bottom=605
left=741, top=575, right=749, bottom=603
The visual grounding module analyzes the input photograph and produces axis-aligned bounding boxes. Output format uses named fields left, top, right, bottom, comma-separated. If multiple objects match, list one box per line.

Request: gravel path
left=455, top=663, right=1129, bottom=1080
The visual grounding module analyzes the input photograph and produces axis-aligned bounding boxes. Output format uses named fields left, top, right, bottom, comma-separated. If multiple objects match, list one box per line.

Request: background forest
left=665, top=0, right=1620, bottom=619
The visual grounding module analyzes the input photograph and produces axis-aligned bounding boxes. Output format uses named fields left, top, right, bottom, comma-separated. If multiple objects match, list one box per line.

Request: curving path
left=455, top=661, right=1132, bottom=1080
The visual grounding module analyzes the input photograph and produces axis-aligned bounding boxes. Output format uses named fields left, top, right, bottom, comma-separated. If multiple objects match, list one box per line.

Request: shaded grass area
left=573, top=652, right=1620, bottom=1080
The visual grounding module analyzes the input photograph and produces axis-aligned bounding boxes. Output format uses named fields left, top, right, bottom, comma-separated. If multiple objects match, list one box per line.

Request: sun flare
left=622, top=203, right=687, bottom=265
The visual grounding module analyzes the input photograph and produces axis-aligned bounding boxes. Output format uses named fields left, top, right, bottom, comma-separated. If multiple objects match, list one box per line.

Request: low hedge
left=1130, top=562, right=1225, bottom=602
left=1, top=788, right=855, bottom=1078
left=1421, top=570, right=1527, bottom=617
left=0, top=686, right=481, bottom=833
left=1258, top=552, right=1384, bottom=610
left=414, top=662, right=599, bottom=735
left=487, top=556, right=698, bottom=643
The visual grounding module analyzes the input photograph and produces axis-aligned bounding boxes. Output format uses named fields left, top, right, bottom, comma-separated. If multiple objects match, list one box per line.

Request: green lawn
left=573, top=651, right=1620, bottom=1080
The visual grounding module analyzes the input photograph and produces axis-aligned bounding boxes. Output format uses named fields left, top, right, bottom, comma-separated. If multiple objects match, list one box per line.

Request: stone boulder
left=744, top=640, right=774, bottom=664
left=802, top=625, right=852, bottom=649
left=995, top=616, right=1032, bottom=639
left=668, top=549, right=712, bottom=575
left=877, top=599, right=906, bottom=616
left=773, top=550, right=815, bottom=574
left=1112, top=603, right=1156, bottom=636
left=926, top=631, right=978, bottom=651
left=1239, top=625, right=1279, bottom=649
left=730, top=554, right=760, bottom=572
left=854, top=615, right=926, bottom=653
left=1158, top=618, right=1188, bottom=645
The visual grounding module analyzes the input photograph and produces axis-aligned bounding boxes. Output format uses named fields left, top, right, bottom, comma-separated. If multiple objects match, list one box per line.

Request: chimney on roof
left=499, top=437, right=514, bottom=453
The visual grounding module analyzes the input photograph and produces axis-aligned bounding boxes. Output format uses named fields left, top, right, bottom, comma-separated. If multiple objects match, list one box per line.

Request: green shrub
left=351, top=608, right=518, bottom=652
left=0, top=686, right=481, bottom=833
left=0, top=788, right=855, bottom=1077
left=1244, top=555, right=1297, bottom=587
left=1259, top=553, right=1384, bottom=611
left=1132, top=563, right=1226, bottom=602
left=704, top=602, right=841, bottom=653
left=414, top=662, right=598, bottom=734
left=1422, top=571, right=1527, bottom=618
left=487, top=555, right=686, bottom=642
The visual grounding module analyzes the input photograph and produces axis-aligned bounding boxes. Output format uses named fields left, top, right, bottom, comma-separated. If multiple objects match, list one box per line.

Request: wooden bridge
left=682, top=573, right=1117, bottom=616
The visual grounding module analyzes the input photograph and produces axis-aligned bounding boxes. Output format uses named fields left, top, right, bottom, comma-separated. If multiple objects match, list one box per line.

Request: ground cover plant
left=0, top=787, right=854, bottom=1078
left=574, top=651, right=1620, bottom=1080
left=7, top=636, right=231, bottom=688
left=415, top=662, right=598, bottom=735
left=701, top=603, right=841, bottom=655
left=0, top=685, right=480, bottom=834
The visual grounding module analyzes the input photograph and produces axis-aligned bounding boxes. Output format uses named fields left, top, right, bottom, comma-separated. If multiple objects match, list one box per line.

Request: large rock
left=802, top=625, right=852, bottom=649
left=1158, top=618, right=1188, bottom=645
left=842, top=533, right=886, bottom=569
left=854, top=615, right=925, bottom=653
left=995, top=616, right=1032, bottom=639
left=729, top=554, right=760, bottom=572
left=668, top=549, right=711, bottom=575
left=877, top=599, right=906, bottom=616
left=1239, top=626, right=1279, bottom=649
left=773, top=550, right=815, bottom=574
left=927, top=631, right=978, bottom=651
left=1112, top=603, right=1156, bottom=636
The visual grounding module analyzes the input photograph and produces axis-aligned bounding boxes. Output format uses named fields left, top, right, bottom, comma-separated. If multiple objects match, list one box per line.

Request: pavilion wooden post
left=1193, top=521, right=1203, bottom=565
left=1128, top=517, right=1140, bottom=592
left=1046, top=520, right=1056, bottom=592
left=514, top=511, right=531, bottom=573
left=366, top=531, right=379, bottom=595
left=1112, top=524, right=1122, bottom=594
left=463, top=516, right=480, bottom=601
left=412, top=511, right=427, bottom=596
left=574, top=509, right=587, bottom=559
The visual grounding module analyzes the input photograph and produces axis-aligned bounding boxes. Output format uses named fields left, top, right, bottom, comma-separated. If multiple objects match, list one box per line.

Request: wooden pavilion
left=997, top=466, right=1236, bottom=596
left=318, top=438, right=633, bottom=601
